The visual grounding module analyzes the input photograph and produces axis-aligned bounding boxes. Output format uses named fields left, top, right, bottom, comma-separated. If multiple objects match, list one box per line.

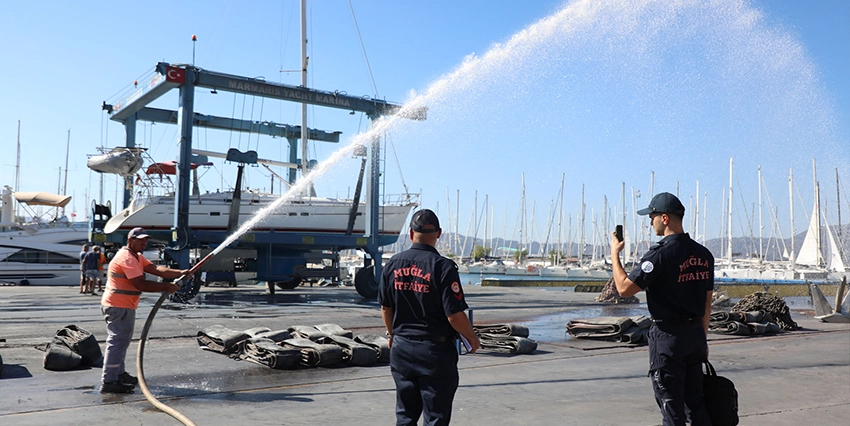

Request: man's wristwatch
left=385, top=331, right=392, bottom=338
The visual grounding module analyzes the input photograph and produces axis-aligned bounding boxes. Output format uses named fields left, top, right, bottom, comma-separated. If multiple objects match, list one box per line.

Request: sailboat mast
left=620, top=182, right=627, bottom=264
left=62, top=129, right=70, bottom=217
left=816, top=182, right=823, bottom=267
left=445, top=188, right=452, bottom=255
left=579, top=183, right=585, bottom=266
left=14, top=120, right=21, bottom=219
left=758, top=165, right=763, bottom=263
left=473, top=190, right=478, bottom=249
left=789, top=168, right=795, bottom=268
left=813, top=159, right=821, bottom=266
left=520, top=174, right=526, bottom=260
left=557, top=173, right=564, bottom=265
left=483, top=194, right=488, bottom=257
left=300, top=0, right=309, bottom=177
left=837, top=168, right=843, bottom=259
left=456, top=189, right=460, bottom=257
left=727, top=158, right=734, bottom=266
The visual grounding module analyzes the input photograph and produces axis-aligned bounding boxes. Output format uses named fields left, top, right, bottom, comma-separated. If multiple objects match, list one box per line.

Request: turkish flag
left=165, top=66, right=185, bottom=84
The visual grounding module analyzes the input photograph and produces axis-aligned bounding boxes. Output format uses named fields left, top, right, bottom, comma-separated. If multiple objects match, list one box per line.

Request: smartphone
left=615, top=225, right=624, bottom=242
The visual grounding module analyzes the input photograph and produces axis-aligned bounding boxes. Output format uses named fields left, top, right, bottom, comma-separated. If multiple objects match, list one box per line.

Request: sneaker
left=101, top=381, right=135, bottom=394
left=118, top=372, right=139, bottom=385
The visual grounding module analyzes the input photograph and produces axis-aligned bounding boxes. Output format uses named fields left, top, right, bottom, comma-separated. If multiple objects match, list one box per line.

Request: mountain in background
left=435, top=224, right=850, bottom=266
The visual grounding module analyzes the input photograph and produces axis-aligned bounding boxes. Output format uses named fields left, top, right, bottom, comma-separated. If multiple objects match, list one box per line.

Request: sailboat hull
left=103, top=193, right=416, bottom=236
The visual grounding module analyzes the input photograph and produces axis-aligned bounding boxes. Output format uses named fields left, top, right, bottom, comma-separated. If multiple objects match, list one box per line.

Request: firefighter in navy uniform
left=610, top=192, right=714, bottom=426
left=379, top=209, right=481, bottom=426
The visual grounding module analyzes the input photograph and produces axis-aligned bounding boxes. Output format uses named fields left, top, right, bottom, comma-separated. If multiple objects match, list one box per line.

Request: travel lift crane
left=99, top=62, right=425, bottom=298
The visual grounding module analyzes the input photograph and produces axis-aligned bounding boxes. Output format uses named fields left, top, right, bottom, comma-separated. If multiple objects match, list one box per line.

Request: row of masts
left=403, top=158, right=845, bottom=270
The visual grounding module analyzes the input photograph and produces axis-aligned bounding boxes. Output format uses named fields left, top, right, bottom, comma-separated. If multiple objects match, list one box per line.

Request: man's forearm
left=381, top=306, right=393, bottom=334
left=153, top=266, right=185, bottom=279
left=703, top=291, right=713, bottom=334
left=381, top=306, right=394, bottom=348
left=447, top=311, right=480, bottom=353
left=447, top=312, right=475, bottom=341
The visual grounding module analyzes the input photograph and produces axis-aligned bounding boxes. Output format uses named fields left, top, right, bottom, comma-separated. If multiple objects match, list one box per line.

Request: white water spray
left=213, top=0, right=845, bottom=251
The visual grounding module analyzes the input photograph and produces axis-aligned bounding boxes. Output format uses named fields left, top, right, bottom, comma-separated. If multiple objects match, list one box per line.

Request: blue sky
left=1, top=0, right=848, bottom=246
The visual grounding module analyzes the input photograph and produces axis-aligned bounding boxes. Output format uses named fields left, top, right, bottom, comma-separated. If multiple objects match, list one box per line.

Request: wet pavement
left=1, top=284, right=848, bottom=425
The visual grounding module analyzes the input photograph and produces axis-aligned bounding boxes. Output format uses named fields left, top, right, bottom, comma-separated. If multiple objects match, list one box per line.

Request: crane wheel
left=354, top=265, right=378, bottom=299
left=275, top=278, right=302, bottom=290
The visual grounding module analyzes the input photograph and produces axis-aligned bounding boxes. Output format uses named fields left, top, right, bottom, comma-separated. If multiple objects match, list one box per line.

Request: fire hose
left=136, top=251, right=216, bottom=425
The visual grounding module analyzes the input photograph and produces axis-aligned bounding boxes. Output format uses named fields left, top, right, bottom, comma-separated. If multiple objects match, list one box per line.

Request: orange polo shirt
left=101, top=248, right=152, bottom=310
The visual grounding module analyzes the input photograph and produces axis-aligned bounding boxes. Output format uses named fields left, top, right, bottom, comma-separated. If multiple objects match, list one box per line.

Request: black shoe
left=118, top=372, right=138, bottom=385
left=101, top=381, right=135, bottom=394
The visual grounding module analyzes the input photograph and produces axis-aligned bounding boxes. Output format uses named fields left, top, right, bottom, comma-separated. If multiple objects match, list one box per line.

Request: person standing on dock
left=79, top=244, right=89, bottom=293
left=379, top=209, right=480, bottom=426
left=82, top=245, right=101, bottom=295
left=610, top=192, right=714, bottom=426
left=99, top=227, right=187, bottom=394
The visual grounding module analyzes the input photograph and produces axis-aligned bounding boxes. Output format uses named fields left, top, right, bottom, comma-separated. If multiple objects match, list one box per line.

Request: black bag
left=703, top=361, right=739, bottom=426
left=55, top=325, right=102, bottom=366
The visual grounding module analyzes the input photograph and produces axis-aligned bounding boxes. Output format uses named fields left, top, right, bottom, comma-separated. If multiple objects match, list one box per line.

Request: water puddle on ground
left=519, top=296, right=817, bottom=343
left=515, top=305, right=650, bottom=343
left=159, top=288, right=374, bottom=309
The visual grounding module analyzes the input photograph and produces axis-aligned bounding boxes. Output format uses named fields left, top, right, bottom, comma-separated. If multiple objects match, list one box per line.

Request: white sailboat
left=103, top=188, right=415, bottom=237
left=795, top=185, right=846, bottom=280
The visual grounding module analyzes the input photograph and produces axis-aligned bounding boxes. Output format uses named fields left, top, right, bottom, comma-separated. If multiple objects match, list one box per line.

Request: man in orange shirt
left=99, top=228, right=189, bottom=394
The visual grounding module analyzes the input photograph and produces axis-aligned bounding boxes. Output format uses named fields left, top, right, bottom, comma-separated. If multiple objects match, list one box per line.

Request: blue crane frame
left=100, top=62, right=426, bottom=297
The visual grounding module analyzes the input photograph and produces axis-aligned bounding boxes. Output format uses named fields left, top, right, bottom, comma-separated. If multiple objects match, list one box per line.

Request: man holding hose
left=99, top=227, right=190, bottom=394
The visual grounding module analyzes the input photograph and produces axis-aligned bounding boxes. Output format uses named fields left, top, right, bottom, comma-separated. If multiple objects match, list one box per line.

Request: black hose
left=137, top=291, right=197, bottom=426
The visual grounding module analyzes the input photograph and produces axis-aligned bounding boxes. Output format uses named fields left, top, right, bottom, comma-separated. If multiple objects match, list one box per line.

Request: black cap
left=636, top=192, right=685, bottom=216
left=410, top=209, right=441, bottom=233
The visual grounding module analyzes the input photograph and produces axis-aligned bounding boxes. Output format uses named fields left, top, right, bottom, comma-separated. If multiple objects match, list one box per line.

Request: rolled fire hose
left=137, top=252, right=215, bottom=425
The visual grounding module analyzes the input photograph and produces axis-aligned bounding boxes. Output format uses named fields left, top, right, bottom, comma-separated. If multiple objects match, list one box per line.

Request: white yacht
left=0, top=188, right=89, bottom=286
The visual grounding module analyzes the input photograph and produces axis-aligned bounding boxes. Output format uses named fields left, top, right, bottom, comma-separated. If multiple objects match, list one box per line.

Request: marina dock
left=1, top=284, right=847, bottom=425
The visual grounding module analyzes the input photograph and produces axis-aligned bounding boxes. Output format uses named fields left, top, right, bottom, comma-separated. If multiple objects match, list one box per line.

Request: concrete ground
left=0, top=284, right=848, bottom=425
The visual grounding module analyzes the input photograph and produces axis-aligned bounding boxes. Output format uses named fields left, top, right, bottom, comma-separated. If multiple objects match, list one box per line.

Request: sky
left=1, top=0, right=848, bottom=249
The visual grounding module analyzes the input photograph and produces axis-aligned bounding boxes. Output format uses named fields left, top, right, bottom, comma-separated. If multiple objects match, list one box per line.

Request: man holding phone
left=610, top=192, right=714, bottom=426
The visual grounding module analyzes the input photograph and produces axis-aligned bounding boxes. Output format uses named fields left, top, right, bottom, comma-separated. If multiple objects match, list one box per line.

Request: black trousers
left=390, top=335, right=459, bottom=426
left=648, top=323, right=711, bottom=426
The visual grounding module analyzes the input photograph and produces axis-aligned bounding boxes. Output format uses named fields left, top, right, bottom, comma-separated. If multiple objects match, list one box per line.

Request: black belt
left=651, top=317, right=697, bottom=324
left=397, top=335, right=453, bottom=343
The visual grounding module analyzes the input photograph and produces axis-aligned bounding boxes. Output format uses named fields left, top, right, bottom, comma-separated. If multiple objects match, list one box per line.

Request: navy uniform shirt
left=627, top=233, right=714, bottom=320
left=378, top=243, right=468, bottom=339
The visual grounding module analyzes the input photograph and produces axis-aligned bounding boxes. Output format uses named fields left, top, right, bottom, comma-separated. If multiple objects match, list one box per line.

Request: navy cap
left=637, top=192, right=685, bottom=216
left=410, top=209, right=441, bottom=233
left=128, top=227, right=150, bottom=239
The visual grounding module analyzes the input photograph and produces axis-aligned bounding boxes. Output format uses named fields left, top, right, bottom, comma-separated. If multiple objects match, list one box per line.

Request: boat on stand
left=98, top=152, right=416, bottom=241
